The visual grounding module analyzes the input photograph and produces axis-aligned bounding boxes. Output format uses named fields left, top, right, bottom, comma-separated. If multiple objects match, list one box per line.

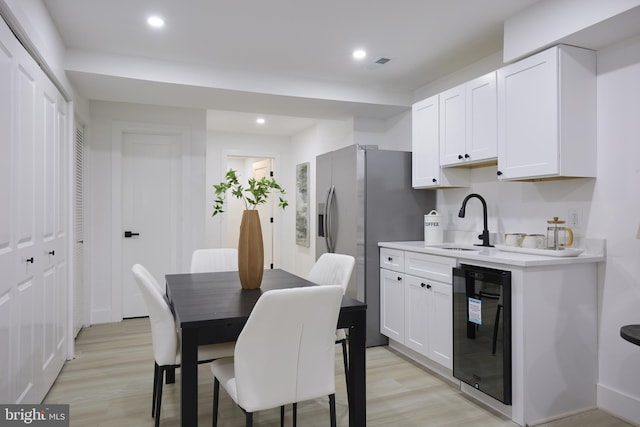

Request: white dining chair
left=133, top=262, right=166, bottom=294
left=210, top=285, right=344, bottom=427
left=190, top=248, right=238, bottom=273
left=307, top=253, right=355, bottom=401
left=131, top=264, right=235, bottom=427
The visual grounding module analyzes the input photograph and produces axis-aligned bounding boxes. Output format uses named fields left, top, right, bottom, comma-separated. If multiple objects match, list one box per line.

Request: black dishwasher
left=453, top=264, right=512, bottom=405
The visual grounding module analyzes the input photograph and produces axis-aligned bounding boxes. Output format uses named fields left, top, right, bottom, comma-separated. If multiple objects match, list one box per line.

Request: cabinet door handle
left=420, top=282, right=426, bottom=288
left=426, top=283, right=432, bottom=289
left=397, top=276, right=402, bottom=281
left=464, top=153, right=470, bottom=159
left=458, top=154, right=463, bottom=160
left=48, top=250, right=55, bottom=256
left=26, top=257, right=34, bottom=264
left=497, top=170, right=503, bottom=176
left=432, top=178, right=437, bottom=183
left=388, top=257, right=393, bottom=262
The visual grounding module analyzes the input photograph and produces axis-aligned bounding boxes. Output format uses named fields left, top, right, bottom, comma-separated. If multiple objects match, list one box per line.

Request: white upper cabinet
left=412, top=95, right=469, bottom=189
left=440, top=71, right=497, bottom=167
left=439, top=85, right=466, bottom=166
left=496, top=45, right=596, bottom=181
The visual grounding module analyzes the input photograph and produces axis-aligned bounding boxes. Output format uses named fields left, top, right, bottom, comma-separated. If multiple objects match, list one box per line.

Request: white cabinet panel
left=380, top=248, right=404, bottom=273
left=440, top=72, right=497, bottom=167
left=412, top=95, right=469, bottom=188
left=439, top=85, right=466, bottom=166
left=412, top=96, right=441, bottom=188
left=380, top=269, right=404, bottom=342
left=405, top=251, right=455, bottom=283
left=497, top=45, right=596, bottom=181
left=466, top=72, right=497, bottom=162
left=405, top=275, right=428, bottom=355
left=427, top=280, right=453, bottom=369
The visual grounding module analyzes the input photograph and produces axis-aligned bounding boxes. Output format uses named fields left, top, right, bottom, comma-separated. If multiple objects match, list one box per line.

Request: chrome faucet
left=458, top=193, right=493, bottom=247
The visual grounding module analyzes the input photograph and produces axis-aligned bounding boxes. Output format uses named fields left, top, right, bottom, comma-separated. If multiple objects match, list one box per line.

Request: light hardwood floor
left=44, top=318, right=632, bottom=427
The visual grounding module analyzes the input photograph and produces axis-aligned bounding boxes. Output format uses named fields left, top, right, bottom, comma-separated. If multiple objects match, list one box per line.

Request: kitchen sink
left=428, top=244, right=482, bottom=252
left=439, top=247, right=480, bottom=251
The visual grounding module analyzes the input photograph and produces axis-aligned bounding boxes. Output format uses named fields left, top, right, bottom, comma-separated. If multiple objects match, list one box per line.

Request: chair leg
left=166, top=366, right=176, bottom=384
left=329, top=394, right=337, bottom=427
left=212, top=378, right=220, bottom=427
left=152, top=363, right=159, bottom=417
left=245, top=412, right=253, bottom=427
left=280, top=405, right=285, bottom=427
left=154, top=366, right=164, bottom=427
left=292, top=403, right=297, bottom=427
left=341, top=338, right=351, bottom=403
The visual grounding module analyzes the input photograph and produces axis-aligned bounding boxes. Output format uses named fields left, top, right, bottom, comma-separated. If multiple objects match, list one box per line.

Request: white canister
left=424, top=210, right=443, bottom=245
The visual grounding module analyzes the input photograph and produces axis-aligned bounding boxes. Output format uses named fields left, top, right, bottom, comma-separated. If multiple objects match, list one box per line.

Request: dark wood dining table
left=165, top=268, right=367, bottom=426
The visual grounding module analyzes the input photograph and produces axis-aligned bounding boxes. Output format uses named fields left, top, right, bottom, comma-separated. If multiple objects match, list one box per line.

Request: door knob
left=26, top=257, right=34, bottom=264
left=48, top=250, right=55, bottom=256
left=124, top=231, right=140, bottom=238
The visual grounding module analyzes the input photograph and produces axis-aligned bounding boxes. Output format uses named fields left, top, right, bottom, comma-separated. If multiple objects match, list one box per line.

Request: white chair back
left=307, top=253, right=355, bottom=293
left=190, top=248, right=238, bottom=273
left=132, top=264, right=178, bottom=366
left=133, top=263, right=165, bottom=294
left=233, top=285, right=343, bottom=412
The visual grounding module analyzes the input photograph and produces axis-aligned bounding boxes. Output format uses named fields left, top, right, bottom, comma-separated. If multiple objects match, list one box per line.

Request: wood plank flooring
left=43, top=318, right=632, bottom=427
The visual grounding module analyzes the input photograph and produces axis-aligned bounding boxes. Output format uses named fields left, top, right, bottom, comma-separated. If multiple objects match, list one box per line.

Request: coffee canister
left=424, top=210, right=443, bottom=245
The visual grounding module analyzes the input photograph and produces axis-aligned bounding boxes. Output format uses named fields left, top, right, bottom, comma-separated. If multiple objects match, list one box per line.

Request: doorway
left=224, top=156, right=275, bottom=269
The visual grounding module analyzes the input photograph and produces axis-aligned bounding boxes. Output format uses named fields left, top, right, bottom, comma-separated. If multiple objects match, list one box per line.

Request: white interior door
left=252, top=159, right=274, bottom=268
left=121, top=132, right=181, bottom=318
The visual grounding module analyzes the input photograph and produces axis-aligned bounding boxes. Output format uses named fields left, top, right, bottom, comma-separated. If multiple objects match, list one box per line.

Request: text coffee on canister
left=424, top=210, right=443, bottom=245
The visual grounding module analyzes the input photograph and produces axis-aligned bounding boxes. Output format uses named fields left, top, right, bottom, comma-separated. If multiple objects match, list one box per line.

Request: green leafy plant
left=212, top=168, right=288, bottom=216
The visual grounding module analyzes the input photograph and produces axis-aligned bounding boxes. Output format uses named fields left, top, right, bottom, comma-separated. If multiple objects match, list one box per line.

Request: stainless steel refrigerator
left=316, top=144, right=436, bottom=346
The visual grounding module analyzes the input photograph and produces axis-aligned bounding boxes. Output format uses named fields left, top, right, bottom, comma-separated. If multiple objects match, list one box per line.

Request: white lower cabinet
left=380, top=248, right=455, bottom=369
left=380, top=268, right=405, bottom=342
left=405, top=275, right=452, bottom=368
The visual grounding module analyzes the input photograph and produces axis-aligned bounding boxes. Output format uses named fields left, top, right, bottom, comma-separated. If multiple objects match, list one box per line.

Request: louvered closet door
left=0, top=17, right=68, bottom=404
left=73, top=125, right=84, bottom=337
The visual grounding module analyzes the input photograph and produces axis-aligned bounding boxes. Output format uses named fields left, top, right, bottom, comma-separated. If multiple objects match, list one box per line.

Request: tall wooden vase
left=237, top=210, right=264, bottom=289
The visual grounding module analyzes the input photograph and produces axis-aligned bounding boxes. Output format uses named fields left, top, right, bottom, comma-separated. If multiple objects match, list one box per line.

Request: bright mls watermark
left=0, top=405, right=69, bottom=426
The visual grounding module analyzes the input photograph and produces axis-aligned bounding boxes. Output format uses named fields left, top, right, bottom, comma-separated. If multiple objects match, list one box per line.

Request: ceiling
left=41, top=0, right=542, bottom=135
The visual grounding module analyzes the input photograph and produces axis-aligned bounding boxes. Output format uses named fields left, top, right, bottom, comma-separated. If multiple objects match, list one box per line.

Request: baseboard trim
left=597, top=383, right=640, bottom=425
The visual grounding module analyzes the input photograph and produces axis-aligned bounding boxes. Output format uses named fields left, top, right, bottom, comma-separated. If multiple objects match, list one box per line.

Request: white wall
left=503, top=0, right=640, bottom=62
left=0, top=0, right=90, bottom=121
left=87, top=101, right=206, bottom=323
left=591, top=34, right=640, bottom=424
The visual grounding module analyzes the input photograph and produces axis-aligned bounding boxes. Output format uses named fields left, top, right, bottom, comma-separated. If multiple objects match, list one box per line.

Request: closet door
left=0, top=15, right=16, bottom=405
left=0, top=16, right=68, bottom=404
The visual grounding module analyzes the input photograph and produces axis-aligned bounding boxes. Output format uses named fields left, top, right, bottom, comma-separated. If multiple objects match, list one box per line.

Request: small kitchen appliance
left=546, top=217, right=574, bottom=250
left=453, top=264, right=512, bottom=405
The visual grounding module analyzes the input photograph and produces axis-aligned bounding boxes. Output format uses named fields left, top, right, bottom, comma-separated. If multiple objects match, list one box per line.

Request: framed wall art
left=295, top=162, right=310, bottom=247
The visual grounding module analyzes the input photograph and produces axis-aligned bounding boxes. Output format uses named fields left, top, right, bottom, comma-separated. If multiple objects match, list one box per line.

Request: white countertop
left=378, top=240, right=606, bottom=268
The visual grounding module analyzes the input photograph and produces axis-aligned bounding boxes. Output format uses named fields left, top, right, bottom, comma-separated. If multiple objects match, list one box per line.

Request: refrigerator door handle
left=325, top=185, right=335, bottom=253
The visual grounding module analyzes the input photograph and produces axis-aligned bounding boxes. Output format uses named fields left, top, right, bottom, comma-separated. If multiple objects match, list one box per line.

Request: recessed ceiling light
left=147, top=16, right=165, bottom=28
left=353, top=49, right=367, bottom=60
left=256, top=118, right=266, bottom=125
